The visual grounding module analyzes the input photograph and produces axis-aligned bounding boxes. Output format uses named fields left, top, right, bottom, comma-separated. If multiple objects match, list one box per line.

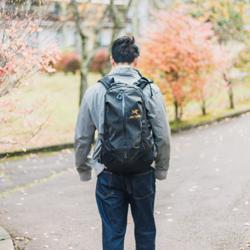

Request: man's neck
left=112, top=64, right=132, bottom=70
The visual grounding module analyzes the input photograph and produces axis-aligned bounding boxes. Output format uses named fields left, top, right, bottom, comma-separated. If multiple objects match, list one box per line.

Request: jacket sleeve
left=74, top=89, right=96, bottom=182
left=147, top=86, right=171, bottom=180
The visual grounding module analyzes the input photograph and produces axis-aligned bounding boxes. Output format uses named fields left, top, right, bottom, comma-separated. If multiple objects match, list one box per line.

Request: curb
left=0, top=143, right=73, bottom=160
left=171, top=108, right=250, bottom=134
left=0, top=108, right=250, bottom=160
left=0, top=226, right=14, bottom=250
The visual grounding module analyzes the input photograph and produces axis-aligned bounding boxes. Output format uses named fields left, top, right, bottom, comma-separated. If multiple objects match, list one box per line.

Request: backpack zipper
left=122, top=91, right=128, bottom=159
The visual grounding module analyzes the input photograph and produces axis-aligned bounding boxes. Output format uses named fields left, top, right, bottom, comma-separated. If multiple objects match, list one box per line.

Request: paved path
left=1, top=114, right=250, bottom=250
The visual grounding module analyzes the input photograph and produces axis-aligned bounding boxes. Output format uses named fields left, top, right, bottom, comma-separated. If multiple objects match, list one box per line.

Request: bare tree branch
left=110, top=0, right=134, bottom=43
left=86, top=5, right=110, bottom=68
left=70, top=0, right=88, bottom=40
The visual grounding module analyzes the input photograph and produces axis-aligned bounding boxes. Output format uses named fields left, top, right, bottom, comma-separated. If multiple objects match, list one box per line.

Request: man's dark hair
left=111, top=36, right=140, bottom=64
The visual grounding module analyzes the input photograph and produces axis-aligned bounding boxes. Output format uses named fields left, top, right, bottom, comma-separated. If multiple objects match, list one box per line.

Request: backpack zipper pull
left=116, top=90, right=124, bottom=100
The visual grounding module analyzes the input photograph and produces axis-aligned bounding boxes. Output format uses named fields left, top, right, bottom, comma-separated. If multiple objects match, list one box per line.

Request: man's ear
left=131, top=58, right=139, bottom=67
left=110, top=56, right=116, bottom=67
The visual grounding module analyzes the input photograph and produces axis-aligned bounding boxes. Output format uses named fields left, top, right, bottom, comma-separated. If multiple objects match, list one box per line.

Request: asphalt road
left=1, top=114, right=250, bottom=250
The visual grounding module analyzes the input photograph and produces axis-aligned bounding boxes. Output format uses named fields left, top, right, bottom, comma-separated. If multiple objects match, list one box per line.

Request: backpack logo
left=129, top=109, right=141, bottom=120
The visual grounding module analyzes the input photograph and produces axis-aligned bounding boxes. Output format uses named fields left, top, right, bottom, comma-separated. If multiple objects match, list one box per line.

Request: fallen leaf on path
left=164, top=213, right=172, bottom=216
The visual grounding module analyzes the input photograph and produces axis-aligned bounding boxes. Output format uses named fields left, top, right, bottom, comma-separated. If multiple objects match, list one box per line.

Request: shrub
left=55, top=52, right=81, bottom=74
left=90, top=48, right=110, bottom=75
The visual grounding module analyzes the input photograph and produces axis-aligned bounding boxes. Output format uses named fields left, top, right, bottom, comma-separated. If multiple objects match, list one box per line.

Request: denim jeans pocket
left=131, top=169, right=156, bottom=200
left=96, top=170, right=114, bottom=199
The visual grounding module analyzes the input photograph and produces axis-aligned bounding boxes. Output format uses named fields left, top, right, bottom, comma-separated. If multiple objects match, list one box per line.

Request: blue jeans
left=95, top=168, right=156, bottom=250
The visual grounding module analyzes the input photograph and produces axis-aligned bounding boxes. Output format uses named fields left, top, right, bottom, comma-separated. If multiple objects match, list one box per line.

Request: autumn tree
left=0, top=1, right=60, bottom=148
left=0, top=1, right=60, bottom=98
left=181, top=0, right=250, bottom=109
left=0, top=18, right=59, bottom=98
left=183, top=0, right=249, bottom=44
left=139, top=11, right=226, bottom=120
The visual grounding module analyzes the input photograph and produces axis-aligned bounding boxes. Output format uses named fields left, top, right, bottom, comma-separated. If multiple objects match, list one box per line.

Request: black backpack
left=98, top=73, right=155, bottom=174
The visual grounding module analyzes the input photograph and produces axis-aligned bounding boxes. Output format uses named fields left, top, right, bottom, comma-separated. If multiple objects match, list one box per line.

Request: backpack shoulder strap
left=135, top=77, right=153, bottom=90
left=133, top=69, right=153, bottom=90
left=98, top=75, right=115, bottom=90
left=134, top=70, right=154, bottom=97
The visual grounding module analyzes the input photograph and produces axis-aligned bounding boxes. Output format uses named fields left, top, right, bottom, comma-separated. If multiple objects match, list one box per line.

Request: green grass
left=170, top=80, right=250, bottom=131
left=0, top=72, right=100, bottom=152
left=170, top=102, right=250, bottom=132
left=1, top=72, right=250, bottom=153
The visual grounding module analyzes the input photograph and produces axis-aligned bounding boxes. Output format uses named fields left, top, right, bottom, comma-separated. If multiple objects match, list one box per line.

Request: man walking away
left=74, top=36, right=171, bottom=250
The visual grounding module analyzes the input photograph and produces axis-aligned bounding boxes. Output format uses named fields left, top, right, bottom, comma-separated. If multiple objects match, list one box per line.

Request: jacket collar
left=109, top=65, right=141, bottom=78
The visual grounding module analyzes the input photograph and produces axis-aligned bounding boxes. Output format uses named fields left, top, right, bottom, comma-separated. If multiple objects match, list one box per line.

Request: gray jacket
left=74, top=66, right=171, bottom=181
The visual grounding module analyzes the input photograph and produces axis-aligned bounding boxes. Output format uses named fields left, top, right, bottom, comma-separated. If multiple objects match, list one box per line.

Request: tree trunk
left=174, top=99, right=180, bottom=121
left=224, top=73, right=235, bottom=110
left=201, top=99, right=207, bottom=116
left=228, top=81, right=235, bottom=109
left=70, top=0, right=89, bottom=106
left=179, top=104, right=183, bottom=120
left=79, top=37, right=88, bottom=106
left=79, top=65, right=88, bottom=106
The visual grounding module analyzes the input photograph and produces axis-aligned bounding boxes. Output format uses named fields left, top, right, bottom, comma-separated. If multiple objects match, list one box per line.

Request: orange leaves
left=0, top=67, right=5, bottom=78
left=0, top=15, right=60, bottom=97
left=139, top=10, right=227, bottom=108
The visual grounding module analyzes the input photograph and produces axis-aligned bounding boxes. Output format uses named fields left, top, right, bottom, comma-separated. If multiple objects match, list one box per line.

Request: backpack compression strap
left=98, top=76, right=115, bottom=90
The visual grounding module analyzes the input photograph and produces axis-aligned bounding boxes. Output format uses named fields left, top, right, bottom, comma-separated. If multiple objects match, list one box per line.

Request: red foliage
left=54, top=52, right=81, bottom=74
left=0, top=67, right=5, bottom=78
left=90, top=48, right=110, bottom=74
left=139, top=11, right=227, bottom=112
left=0, top=16, right=60, bottom=97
